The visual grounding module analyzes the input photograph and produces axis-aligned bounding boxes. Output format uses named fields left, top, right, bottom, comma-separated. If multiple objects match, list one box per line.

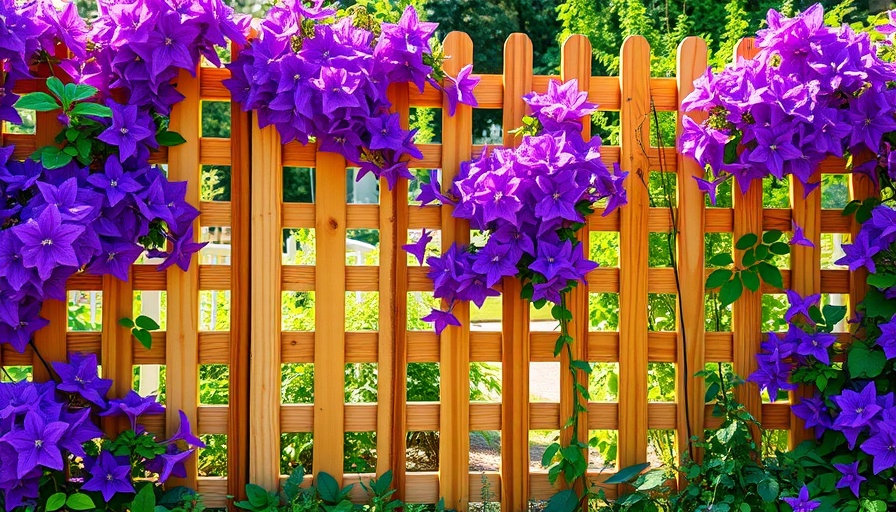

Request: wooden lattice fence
left=0, top=33, right=875, bottom=511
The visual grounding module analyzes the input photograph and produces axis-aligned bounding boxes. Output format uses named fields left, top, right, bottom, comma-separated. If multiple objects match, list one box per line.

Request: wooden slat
left=617, top=35, right=651, bottom=473
left=313, top=150, right=347, bottom=481
left=731, top=39, right=764, bottom=436
left=200, top=138, right=232, bottom=165
left=501, top=33, right=533, bottom=512
left=102, top=274, right=135, bottom=434
left=439, top=31, right=474, bottom=510
left=249, top=120, right=282, bottom=489
left=559, top=34, right=592, bottom=496
left=166, top=68, right=202, bottom=489
left=197, top=477, right=229, bottom=508
left=675, top=36, right=707, bottom=466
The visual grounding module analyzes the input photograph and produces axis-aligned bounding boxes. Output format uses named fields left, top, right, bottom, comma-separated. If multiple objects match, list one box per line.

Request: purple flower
left=422, top=308, right=461, bottom=335
left=878, top=315, right=896, bottom=358
left=97, top=102, right=155, bottom=161
left=14, top=207, right=84, bottom=280
left=529, top=240, right=574, bottom=282
left=157, top=226, right=207, bottom=272
left=472, top=241, right=519, bottom=288
left=166, top=410, right=205, bottom=448
left=81, top=451, right=134, bottom=501
left=792, top=395, right=831, bottom=438
left=833, top=382, right=882, bottom=429
left=52, top=353, right=112, bottom=408
left=789, top=220, right=815, bottom=247
left=443, top=65, right=479, bottom=116
left=402, top=229, right=432, bottom=266
left=782, top=486, right=820, bottom=512
left=794, top=330, right=835, bottom=365
left=693, top=175, right=727, bottom=206
left=314, top=67, right=362, bottom=114
left=87, top=157, right=143, bottom=207
left=749, top=349, right=796, bottom=401
left=367, top=114, right=406, bottom=152
left=100, top=391, right=165, bottom=430
left=785, top=289, right=820, bottom=324
left=861, top=423, right=896, bottom=474
left=473, top=171, right=522, bottom=225
left=1, top=410, right=68, bottom=478
left=534, top=172, right=585, bottom=223
left=834, top=461, right=865, bottom=497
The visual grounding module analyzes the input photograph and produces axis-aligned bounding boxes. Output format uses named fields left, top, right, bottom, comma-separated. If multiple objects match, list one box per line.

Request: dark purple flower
left=443, top=65, right=479, bottom=116
left=157, top=226, right=207, bottom=272
left=97, top=102, right=155, bottom=161
left=789, top=220, right=815, bottom=247
left=834, top=461, right=865, bottom=497
left=314, top=67, right=362, bottom=114
left=52, top=353, right=113, bottom=408
left=402, top=229, right=432, bottom=266
left=1, top=410, right=68, bottom=477
left=878, top=315, right=896, bottom=358
left=87, top=157, right=143, bottom=207
left=782, top=486, right=820, bottom=512
left=100, top=391, right=165, bottom=430
left=833, top=382, right=883, bottom=429
left=422, top=308, right=461, bottom=335
left=792, top=395, right=831, bottom=438
left=82, top=451, right=134, bottom=501
left=529, top=240, right=574, bottom=282
left=861, top=423, right=896, bottom=474
left=166, top=410, right=205, bottom=448
left=14, top=207, right=84, bottom=280
left=693, top=175, right=727, bottom=206
left=472, top=241, right=518, bottom=288
left=785, top=289, right=820, bottom=324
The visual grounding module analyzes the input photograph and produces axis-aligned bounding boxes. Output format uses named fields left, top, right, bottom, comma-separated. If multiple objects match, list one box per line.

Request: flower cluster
left=0, top=0, right=86, bottom=124
left=0, top=353, right=202, bottom=510
left=407, top=79, right=627, bottom=332
left=680, top=4, right=896, bottom=200
left=225, top=1, right=479, bottom=188
left=64, top=0, right=248, bottom=113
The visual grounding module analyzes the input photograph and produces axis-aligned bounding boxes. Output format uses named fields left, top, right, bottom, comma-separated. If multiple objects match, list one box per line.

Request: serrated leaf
left=762, top=230, right=783, bottom=243
left=719, top=274, right=743, bottom=306
left=15, top=92, right=60, bottom=112
left=46, top=493, right=66, bottom=512
left=131, top=484, right=157, bottom=512
left=136, top=315, right=160, bottom=331
left=66, top=494, right=95, bottom=511
left=134, top=328, right=152, bottom=350
left=735, top=233, right=758, bottom=250
left=157, top=130, right=187, bottom=147
left=756, top=262, right=783, bottom=289
left=708, top=253, right=734, bottom=267
left=605, top=462, right=650, bottom=484
left=706, top=269, right=733, bottom=289
left=70, top=102, right=112, bottom=118
left=742, top=269, right=760, bottom=292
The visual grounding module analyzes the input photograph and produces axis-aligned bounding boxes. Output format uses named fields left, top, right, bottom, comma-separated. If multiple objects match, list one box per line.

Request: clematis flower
left=2, top=410, right=68, bottom=478
left=443, top=65, right=480, bottom=116
left=782, top=486, right=820, bottom=512
left=81, top=451, right=134, bottom=501
left=52, top=353, right=113, bottom=408
left=472, top=241, right=518, bottom=288
left=423, top=308, right=461, bottom=335
left=87, top=157, right=143, bottom=207
left=834, top=461, right=865, bottom=497
left=861, top=424, right=896, bottom=474
left=784, top=290, right=820, bottom=324
left=100, top=391, right=165, bottom=430
left=693, top=175, right=727, bottom=206
left=14, top=207, right=84, bottom=280
left=789, top=220, right=815, bottom=247
left=833, top=382, right=883, bottom=429
left=97, top=102, right=155, bottom=161
left=166, top=410, right=205, bottom=448
left=402, top=229, right=432, bottom=266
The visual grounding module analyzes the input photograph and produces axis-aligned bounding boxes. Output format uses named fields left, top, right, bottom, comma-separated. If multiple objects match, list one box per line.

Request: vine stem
left=28, top=339, right=60, bottom=383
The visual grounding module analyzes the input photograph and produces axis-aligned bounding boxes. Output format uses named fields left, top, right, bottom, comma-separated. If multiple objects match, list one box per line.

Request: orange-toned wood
left=313, top=150, right=347, bottom=482
left=228, top=42, right=252, bottom=511
left=101, top=274, right=134, bottom=435
left=789, top=172, right=821, bottom=446
left=559, top=34, right=592, bottom=495
left=731, top=39, right=764, bottom=433
left=675, top=36, right=708, bottom=466
left=617, top=35, right=651, bottom=472
left=166, top=68, right=202, bottom=489
left=849, top=161, right=877, bottom=315
left=501, top=33, right=533, bottom=512
left=249, top=121, right=282, bottom=490
left=439, top=31, right=474, bottom=511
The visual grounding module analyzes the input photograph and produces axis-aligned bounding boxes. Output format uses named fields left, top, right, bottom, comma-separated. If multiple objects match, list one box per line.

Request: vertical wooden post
left=387, top=91, right=410, bottom=494
left=32, top=74, right=66, bottom=382
left=379, top=84, right=408, bottom=480
left=731, top=39, right=763, bottom=430
left=559, top=34, right=592, bottom=492
left=501, top=33, right=533, bottom=512
left=313, top=151, right=347, bottom=481
left=440, top=31, right=474, bottom=511
left=249, top=121, right=282, bottom=490
left=675, top=37, right=708, bottom=466
left=849, top=158, right=877, bottom=351
left=101, top=274, right=134, bottom=435
left=228, top=41, right=252, bottom=508
left=617, top=35, right=651, bottom=473
left=166, top=68, right=202, bottom=489
left=789, top=172, right=821, bottom=446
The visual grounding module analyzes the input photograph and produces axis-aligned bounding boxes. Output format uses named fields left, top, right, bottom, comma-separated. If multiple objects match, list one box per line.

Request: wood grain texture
left=228, top=41, right=252, bottom=510
left=559, top=34, right=592, bottom=495
left=249, top=121, right=282, bottom=490
left=166, top=68, right=202, bottom=489
left=501, top=33, right=533, bottom=512
left=731, top=39, right=764, bottom=433
left=313, top=150, right=347, bottom=482
left=675, top=36, right=708, bottom=467
left=439, top=31, right=474, bottom=511
left=618, top=35, right=651, bottom=472
left=101, top=275, right=134, bottom=435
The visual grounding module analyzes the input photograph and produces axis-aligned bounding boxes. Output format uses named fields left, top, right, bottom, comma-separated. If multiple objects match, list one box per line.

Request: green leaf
left=706, top=269, right=733, bottom=289
left=723, top=134, right=741, bottom=165
left=769, top=242, right=790, bottom=255
left=46, top=492, right=66, bottom=512
left=284, top=465, right=305, bottom=502
left=551, top=304, right=572, bottom=322
left=762, top=230, right=783, bottom=244
left=742, top=248, right=756, bottom=267
left=571, top=360, right=592, bottom=374
left=131, top=484, right=157, bottom=512
left=757, top=479, right=779, bottom=502
left=719, top=274, right=743, bottom=307
left=63, top=145, right=79, bottom=156
left=635, top=470, right=668, bottom=491
left=848, top=343, right=887, bottom=379
left=705, top=382, right=720, bottom=402
left=46, top=77, right=65, bottom=101
left=70, top=102, right=113, bottom=118
left=245, top=484, right=269, bottom=508
left=756, top=262, right=783, bottom=289
left=66, top=494, right=96, bottom=511
left=69, top=83, right=98, bottom=103
left=822, top=305, right=847, bottom=327
left=708, top=253, right=734, bottom=267
left=65, top=127, right=80, bottom=142
left=157, top=130, right=187, bottom=147
left=544, top=490, right=578, bottom=512
left=134, top=328, right=153, bottom=350
left=15, top=92, right=60, bottom=112
left=604, top=462, right=650, bottom=484
left=36, top=146, right=74, bottom=169
left=754, top=243, right=769, bottom=261
left=119, top=317, right=135, bottom=328
left=842, top=200, right=861, bottom=217
left=541, top=442, right=560, bottom=467
left=741, top=269, right=760, bottom=292
left=735, top=233, right=758, bottom=250
left=136, top=315, right=161, bottom=331
left=868, top=273, right=896, bottom=290
left=862, top=287, right=896, bottom=319
left=317, top=471, right=340, bottom=503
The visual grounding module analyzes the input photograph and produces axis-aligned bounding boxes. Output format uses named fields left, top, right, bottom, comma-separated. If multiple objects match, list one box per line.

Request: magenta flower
left=443, top=64, right=480, bottom=116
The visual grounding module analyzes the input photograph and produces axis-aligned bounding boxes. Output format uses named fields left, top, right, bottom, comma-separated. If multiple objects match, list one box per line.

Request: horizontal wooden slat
left=200, top=201, right=231, bottom=226
left=198, top=405, right=228, bottom=434
left=200, top=138, right=232, bottom=165
left=199, top=265, right=231, bottom=289
left=196, top=477, right=229, bottom=508
left=199, top=67, right=232, bottom=99
left=198, top=331, right=230, bottom=364
left=133, top=265, right=166, bottom=290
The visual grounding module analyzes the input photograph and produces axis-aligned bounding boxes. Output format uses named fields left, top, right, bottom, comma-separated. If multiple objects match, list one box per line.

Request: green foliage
left=706, top=231, right=785, bottom=307
left=119, top=315, right=161, bottom=350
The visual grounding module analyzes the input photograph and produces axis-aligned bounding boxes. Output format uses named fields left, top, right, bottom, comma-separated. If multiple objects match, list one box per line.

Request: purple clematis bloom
left=782, top=486, right=820, bottom=512
left=100, top=391, right=166, bottom=430
left=82, top=451, right=134, bottom=501
left=529, top=240, right=574, bottom=282
left=693, top=175, right=727, bottom=205
left=166, top=410, right=205, bottom=448
left=52, top=353, right=113, bottom=408
left=402, top=229, right=432, bottom=266
left=14, top=207, right=84, bottom=280
left=472, top=241, right=518, bottom=288
left=314, top=67, right=362, bottom=114
left=157, top=226, right=207, bottom=272
left=784, top=289, right=820, bottom=324
left=878, top=315, right=896, bottom=359
left=2, top=410, right=68, bottom=478
left=443, top=64, right=480, bottom=116
left=87, top=157, right=143, bottom=207
left=423, top=308, right=461, bottom=335
left=834, top=461, right=865, bottom=497
left=833, top=381, right=883, bottom=429
left=97, top=102, right=155, bottom=161
left=861, top=423, right=896, bottom=474
left=789, top=220, right=815, bottom=247
left=792, top=395, right=831, bottom=438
